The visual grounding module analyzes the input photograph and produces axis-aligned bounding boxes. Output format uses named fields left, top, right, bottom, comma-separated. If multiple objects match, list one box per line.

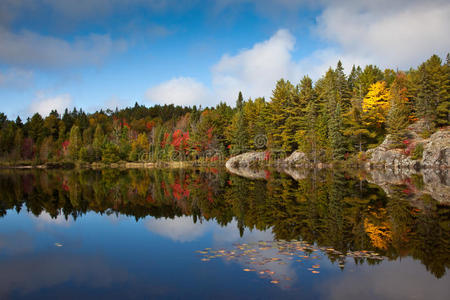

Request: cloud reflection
left=0, top=253, right=130, bottom=298
left=316, top=258, right=450, bottom=300
left=145, top=216, right=209, bottom=242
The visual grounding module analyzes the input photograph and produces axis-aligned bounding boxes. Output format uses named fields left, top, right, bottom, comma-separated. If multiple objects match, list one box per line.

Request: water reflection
left=0, top=168, right=448, bottom=280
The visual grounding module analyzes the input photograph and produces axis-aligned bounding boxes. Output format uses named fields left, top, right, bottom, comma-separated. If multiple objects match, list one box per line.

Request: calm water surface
left=0, top=168, right=448, bottom=299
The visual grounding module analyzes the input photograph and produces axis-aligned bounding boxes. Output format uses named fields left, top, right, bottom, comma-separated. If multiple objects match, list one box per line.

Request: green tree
left=102, top=143, right=121, bottom=163
left=343, top=103, right=374, bottom=152
left=415, top=55, right=445, bottom=130
left=436, top=53, right=450, bottom=126
left=68, top=125, right=82, bottom=160
left=227, top=92, right=249, bottom=153
left=12, top=128, right=23, bottom=161
left=92, top=125, right=105, bottom=161
left=329, top=102, right=346, bottom=159
left=267, top=79, right=295, bottom=150
left=387, top=73, right=411, bottom=143
left=27, top=113, right=45, bottom=144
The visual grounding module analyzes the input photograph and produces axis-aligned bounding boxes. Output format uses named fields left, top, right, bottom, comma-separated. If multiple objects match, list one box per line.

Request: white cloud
left=28, top=93, right=72, bottom=117
left=145, top=29, right=302, bottom=107
left=212, top=29, right=300, bottom=103
left=315, top=0, right=450, bottom=69
left=145, top=77, right=211, bottom=106
left=0, top=27, right=126, bottom=68
left=145, top=0, right=450, bottom=107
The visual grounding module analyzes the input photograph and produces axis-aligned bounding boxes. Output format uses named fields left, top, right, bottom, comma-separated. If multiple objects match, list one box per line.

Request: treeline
left=0, top=54, right=448, bottom=164
left=0, top=169, right=448, bottom=278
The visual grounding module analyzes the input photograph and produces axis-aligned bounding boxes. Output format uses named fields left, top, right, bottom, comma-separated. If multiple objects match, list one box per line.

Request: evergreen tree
left=436, top=53, right=450, bottom=126
left=92, top=125, right=105, bottom=161
left=415, top=55, right=444, bottom=130
left=243, top=98, right=266, bottom=149
left=12, top=128, right=23, bottom=161
left=236, top=91, right=244, bottom=111
left=387, top=73, right=411, bottom=144
left=227, top=92, right=249, bottom=153
left=27, top=113, right=45, bottom=145
left=68, top=125, right=82, bottom=160
left=329, top=102, right=346, bottom=160
left=343, top=102, right=374, bottom=152
left=267, top=79, right=295, bottom=149
left=335, top=61, right=352, bottom=111
left=15, top=116, right=23, bottom=128
left=295, top=76, right=322, bottom=158
left=321, top=68, right=347, bottom=159
left=357, top=65, right=384, bottom=96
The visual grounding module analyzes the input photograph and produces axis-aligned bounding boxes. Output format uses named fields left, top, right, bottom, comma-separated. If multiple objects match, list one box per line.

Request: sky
left=0, top=0, right=449, bottom=119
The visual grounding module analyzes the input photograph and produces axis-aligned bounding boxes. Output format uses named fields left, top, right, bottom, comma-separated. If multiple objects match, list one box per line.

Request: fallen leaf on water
left=312, top=271, right=320, bottom=274
left=270, top=280, right=280, bottom=284
left=201, top=258, right=210, bottom=262
left=312, top=265, right=320, bottom=269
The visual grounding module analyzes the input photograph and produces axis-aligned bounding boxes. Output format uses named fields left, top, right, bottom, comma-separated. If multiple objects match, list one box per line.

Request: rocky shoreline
left=224, top=127, right=449, bottom=204
left=365, top=128, right=449, bottom=170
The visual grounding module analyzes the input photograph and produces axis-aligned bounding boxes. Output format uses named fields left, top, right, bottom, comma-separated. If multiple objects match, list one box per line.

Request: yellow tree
left=362, top=81, right=391, bottom=128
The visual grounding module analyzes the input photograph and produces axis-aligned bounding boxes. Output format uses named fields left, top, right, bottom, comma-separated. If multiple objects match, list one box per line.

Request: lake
left=0, top=168, right=449, bottom=299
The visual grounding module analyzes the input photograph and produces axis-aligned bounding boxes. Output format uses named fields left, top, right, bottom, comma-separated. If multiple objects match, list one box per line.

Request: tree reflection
left=0, top=168, right=448, bottom=278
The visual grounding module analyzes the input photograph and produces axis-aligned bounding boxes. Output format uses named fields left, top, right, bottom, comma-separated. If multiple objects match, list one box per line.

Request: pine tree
left=228, top=92, right=249, bottom=154
left=27, top=113, right=45, bottom=145
left=68, top=125, right=82, bottom=160
left=343, top=103, right=374, bottom=152
left=415, top=55, right=444, bottom=130
left=12, top=128, right=23, bottom=161
left=92, top=125, right=104, bottom=161
left=436, top=53, right=450, bottom=126
left=243, top=97, right=266, bottom=149
left=236, top=91, right=244, bottom=111
left=329, top=102, right=346, bottom=160
left=295, top=76, right=320, bottom=157
left=321, top=68, right=347, bottom=160
left=335, top=61, right=351, bottom=111
left=357, top=65, right=384, bottom=96
left=387, top=73, right=411, bottom=144
left=298, top=95, right=324, bottom=163
left=267, top=79, right=295, bottom=150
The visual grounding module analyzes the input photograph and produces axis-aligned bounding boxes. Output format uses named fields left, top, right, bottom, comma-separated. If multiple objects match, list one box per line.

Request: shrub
left=102, top=143, right=121, bottom=163
left=411, top=143, right=424, bottom=160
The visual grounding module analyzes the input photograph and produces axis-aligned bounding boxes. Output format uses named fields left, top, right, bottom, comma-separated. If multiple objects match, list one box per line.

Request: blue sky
left=0, top=0, right=449, bottom=119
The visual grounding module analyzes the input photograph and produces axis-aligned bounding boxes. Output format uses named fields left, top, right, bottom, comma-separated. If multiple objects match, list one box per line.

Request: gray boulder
left=421, top=130, right=450, bottom=169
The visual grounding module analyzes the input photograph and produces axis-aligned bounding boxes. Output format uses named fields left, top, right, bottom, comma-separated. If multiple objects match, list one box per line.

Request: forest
left=0, top=54, right=448, bottom=165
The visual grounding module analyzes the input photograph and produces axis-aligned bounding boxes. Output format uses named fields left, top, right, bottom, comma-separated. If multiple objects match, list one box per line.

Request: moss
left=411, top=143, right=424, bottom=160
left=411, top=174, right=424, bottom=190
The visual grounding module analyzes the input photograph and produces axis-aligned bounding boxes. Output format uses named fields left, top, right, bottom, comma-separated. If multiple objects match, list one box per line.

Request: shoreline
left=0, top=161, right=223, bottom=170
